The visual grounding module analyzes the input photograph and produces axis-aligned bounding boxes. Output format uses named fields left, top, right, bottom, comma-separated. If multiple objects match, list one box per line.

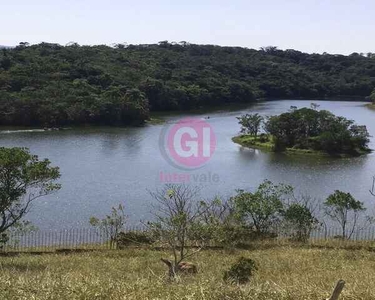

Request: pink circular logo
left=162, top=118, right=216, bottom=169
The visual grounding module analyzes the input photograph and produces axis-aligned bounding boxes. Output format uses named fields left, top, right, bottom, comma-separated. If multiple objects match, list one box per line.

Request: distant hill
left=0, top=42, right=375, bottom=126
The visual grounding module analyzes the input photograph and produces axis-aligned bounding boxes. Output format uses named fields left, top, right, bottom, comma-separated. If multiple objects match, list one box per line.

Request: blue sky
left=1, top=0, right=374, bottom=54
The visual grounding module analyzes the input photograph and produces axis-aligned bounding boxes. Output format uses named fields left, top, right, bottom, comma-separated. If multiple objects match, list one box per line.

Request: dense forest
left=1, top=42, right=375, bottom=126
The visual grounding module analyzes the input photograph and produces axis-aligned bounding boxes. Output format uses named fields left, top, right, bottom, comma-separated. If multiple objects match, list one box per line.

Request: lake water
left=1, top=100, right=374, bottom=230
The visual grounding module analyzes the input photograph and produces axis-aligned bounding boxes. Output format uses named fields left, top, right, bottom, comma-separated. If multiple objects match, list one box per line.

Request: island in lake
left=233, top=104, right=371, bottom=157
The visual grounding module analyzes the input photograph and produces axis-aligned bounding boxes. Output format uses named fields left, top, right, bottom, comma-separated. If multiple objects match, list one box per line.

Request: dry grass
left=0, top=243, right=374, bottom=300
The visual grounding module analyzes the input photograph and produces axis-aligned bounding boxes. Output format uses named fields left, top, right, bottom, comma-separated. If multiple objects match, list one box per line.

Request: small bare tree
left=199, top=196, right=235, bottom=225
left=89, top=204, right=126, bottom=249
left=370, top=176, right=375, bottom=197
left=148, top=184, right=212, bottom=278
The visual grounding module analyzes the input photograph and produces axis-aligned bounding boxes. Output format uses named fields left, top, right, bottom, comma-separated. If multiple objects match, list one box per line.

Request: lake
left=1, top=100, right=374, bottom=230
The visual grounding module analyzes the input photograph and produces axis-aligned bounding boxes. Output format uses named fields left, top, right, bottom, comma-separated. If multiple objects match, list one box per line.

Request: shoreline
left=260, top=96, right=370, bottom=102
left=0, top=98, right=373, bottom=129
left=232, top=135, right=371, bottom=158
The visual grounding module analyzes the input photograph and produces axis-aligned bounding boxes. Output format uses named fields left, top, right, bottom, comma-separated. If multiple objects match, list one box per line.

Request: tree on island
left=263, top=107, right=370, bottom=155
left=0, top=147, right=60, bottom=234
left=237, top=113, right=264, bottom=137
left=370, top=89, right=375, bottom=103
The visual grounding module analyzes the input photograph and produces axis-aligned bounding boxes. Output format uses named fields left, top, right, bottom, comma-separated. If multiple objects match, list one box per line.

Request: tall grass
left=0, top=242, right=374, bottom=299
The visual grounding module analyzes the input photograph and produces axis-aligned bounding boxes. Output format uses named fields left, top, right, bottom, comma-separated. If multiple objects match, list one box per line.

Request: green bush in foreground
left=0, top=147, right=60, bottom=235
left=223, top=257, right=258, bottom=284
left=89, top=204, right=127, bottom=249
left=324, top=190, right=366, bottom=239
left=282, top=203, right=319, bottom=242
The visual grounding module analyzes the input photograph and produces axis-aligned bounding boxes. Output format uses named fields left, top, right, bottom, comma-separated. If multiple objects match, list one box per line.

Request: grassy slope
left=1, top=244, right=375, bottom=299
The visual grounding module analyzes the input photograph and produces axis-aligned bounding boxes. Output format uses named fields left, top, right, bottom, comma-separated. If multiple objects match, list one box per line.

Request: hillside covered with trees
left=1, top=42, right=375, bottom=126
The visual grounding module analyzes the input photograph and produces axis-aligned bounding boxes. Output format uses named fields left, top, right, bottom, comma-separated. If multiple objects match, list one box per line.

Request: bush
left=225, top=225, right=277, bottom=244
left=116, top=231, right=155, bottom=248
left=221, top=225, right=252, bottom=245
left=223, top=257, right=258, bottom=284
left=233, top=181, right=291, bottom=233
left=203, top=224, right=277, bottom=248
left=258, top=133, right=269, bottom=143
left=89, top=204, right=126, bottom=249
left=283, top=203, right=319, bottom=242
left=0, top=233, right=8, bottom=251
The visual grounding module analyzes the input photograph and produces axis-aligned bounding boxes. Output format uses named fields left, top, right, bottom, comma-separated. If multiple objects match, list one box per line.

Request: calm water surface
left=1, top=100, right=374, bottom=230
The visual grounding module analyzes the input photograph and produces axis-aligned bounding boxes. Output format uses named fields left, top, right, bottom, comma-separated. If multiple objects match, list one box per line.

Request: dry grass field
left=1, top=241, right=375, bottom=300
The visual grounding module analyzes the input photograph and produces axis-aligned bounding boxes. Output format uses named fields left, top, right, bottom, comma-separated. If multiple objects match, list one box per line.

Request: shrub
left=0, top=233, right=8, bottom=251
left=223, top=257, right=258, bottom=284
left=116, top=231, right=155, bottom=248
left=258, top=133, right=269, bottom=143
left=283, top=203, right=319, bottom=242
left=89, top=204, right=126, bottom=249
left=212, top=225, right=253, bottom=246
left=233, top=180, right=292, bottom=233
left=224, top=225, right=277, bottom=245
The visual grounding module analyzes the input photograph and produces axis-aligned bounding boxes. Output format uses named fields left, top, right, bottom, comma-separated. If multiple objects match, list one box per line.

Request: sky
left=1, top=0, right=374, bottom=55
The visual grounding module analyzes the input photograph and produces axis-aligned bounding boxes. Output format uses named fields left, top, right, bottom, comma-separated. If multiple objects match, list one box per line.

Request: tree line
left=91, top=182, right=371, bottom=278
left=1, top=42, right=375, bottom=126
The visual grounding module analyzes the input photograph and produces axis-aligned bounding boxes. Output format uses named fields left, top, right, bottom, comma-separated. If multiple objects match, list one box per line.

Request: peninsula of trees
left=1, top=42, right=375, bottom=126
